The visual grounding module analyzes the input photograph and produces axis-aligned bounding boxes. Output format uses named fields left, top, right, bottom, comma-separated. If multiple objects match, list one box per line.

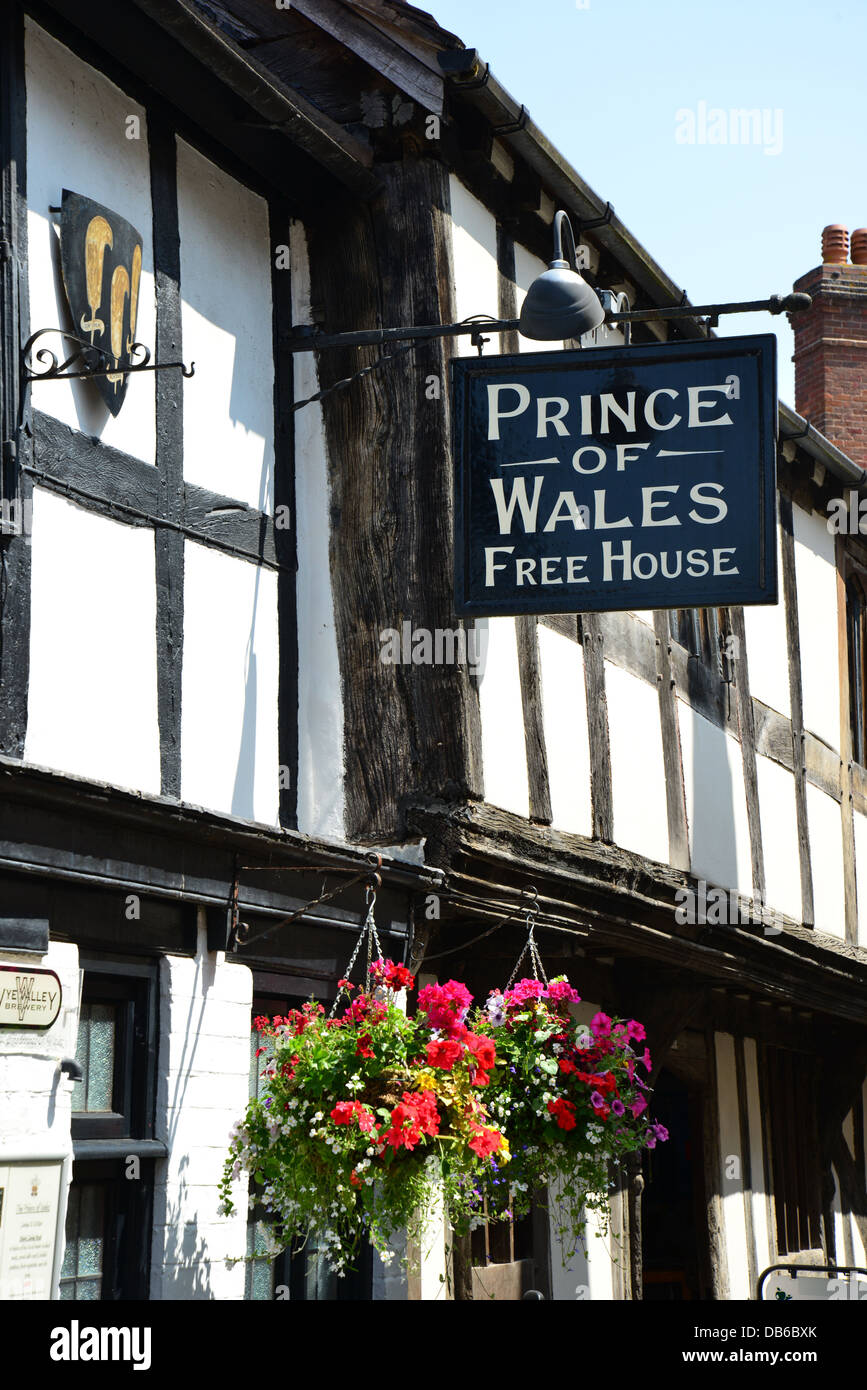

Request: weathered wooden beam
left=580, top=614, right=613, bottom=842
left=653, top=611, right=690, bottom=871
left=515, top=616, right=553, bottom=826
left=835, top=535, right=859, bottom=944
left=308, top=156, right=483, bottom=839
left=779, top=494, right=815, bottom=926
left=730, top=606, right=767, bottom=904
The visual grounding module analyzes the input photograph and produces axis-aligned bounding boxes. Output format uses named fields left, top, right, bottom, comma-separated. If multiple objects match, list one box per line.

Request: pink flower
left=505, top=978, right=545, bottom=1006
left=591, top=1012, right=612, bottom=1038
left=631, top=1096, right=648, bottom=1119
left=546, top=979, right=581, bottom=1005
left=417, top=980, right=473, bottom=1035
left=626, top=1020, right=646, bottom=1043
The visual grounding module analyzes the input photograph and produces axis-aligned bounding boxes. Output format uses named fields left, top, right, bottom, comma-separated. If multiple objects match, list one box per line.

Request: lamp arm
left=552, top=210, right=578, bottom=270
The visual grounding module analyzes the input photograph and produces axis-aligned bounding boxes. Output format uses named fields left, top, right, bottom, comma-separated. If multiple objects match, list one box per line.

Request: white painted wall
left=678, top=699, right=753, bottom=894
left=744, top=522, right=790, bottom=719
left=449, top=176, right=501, bottom=348
left=755, top=753, right=802, bottom=923
left=792, top=505, right=840, bottom=751
left=0, top=940, right=79, bottom=1299
left=743, top=1038, right=773, bottom=1286
left=606, top=661, right=670, bottom=864
left=476, top=618, right=530, bottom=818
left=806, top=784, right=846, bottom=939
left=177, top=139, right=274, bottom=513
left=290, top=221, right=346, bottom=840
left=538, top=625, right=592, bottom=838
left=25, top=488, right=162, bottom=793
left=180, top=541, right=280, bottom=825
left=25, top=21, right=156, bottom=465
left=151, top=921, right=252, bottom=1299
left=714, top=1032, right=752, bottom=1299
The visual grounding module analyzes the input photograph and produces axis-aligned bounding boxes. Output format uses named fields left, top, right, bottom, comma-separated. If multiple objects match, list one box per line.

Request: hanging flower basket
left=218, top=961, right=510, bottom=1275
left=471, top=976, right=668, bottom=1256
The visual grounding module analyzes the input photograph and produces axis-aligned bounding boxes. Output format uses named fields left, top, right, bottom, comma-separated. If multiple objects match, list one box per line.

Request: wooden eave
left=407, top=800, right=867, bottom=1026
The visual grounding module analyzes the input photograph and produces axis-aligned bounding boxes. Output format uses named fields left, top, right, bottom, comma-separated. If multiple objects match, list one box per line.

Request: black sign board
left=452, top=335, right=777, bottom=616
left=59, top=190, right=144, bottom=416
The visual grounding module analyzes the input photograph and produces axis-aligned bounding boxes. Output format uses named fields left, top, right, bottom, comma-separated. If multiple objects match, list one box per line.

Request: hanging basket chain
left=329, top=882, right=383, bottom=1018
left=505, top=901, right=549, bottom=992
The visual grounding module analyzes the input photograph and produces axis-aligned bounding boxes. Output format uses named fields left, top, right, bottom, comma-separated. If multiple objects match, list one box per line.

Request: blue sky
left=428, top=0, right=865, bottom=407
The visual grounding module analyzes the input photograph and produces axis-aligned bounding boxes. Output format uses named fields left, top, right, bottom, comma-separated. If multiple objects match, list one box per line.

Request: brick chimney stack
left=790, top=224, right=867, bottom=467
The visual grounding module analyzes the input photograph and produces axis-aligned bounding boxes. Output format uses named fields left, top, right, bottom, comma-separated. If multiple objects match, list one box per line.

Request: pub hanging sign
left=452, top=335, right=777, bottom=616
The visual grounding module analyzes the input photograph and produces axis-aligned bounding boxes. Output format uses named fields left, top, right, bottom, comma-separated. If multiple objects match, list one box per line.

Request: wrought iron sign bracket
left=20, top=327, right=195, bottom=388
left=229, top=852, right=384, bottom=953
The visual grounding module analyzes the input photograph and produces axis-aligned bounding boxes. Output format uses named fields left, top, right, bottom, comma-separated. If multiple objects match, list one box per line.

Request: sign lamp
left=518, top=210, right=605, bottom=340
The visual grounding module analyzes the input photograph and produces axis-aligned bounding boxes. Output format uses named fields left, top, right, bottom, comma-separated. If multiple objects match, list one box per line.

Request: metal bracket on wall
left=20, top=327, right=194, bottom=387
left=228, top=852, right=384, bottom=953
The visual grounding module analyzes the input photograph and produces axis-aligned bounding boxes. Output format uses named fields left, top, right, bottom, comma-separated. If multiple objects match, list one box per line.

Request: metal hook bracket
left=229, top=852, right=383, bottom=952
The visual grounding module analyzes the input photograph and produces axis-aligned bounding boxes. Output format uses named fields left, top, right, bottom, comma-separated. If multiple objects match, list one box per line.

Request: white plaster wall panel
left=25, top=21, right=156, bottom=464
left=853, top=810, right=867, bottom=947
left=513, top=242, right=550, bottom=355
left=806, top=783, right=846, bottom=940
left=743, top=1038, right=772, bottom=1281
left=181, top=542, right=279, bottom=825
left=743, top=522, right=790, bottom=719
left=177, top=140, right=274, bottom=512
left=0, top=942, right=79, bottom=1151
left=792, top=505, right=840, bottom=751
left=537, top=624, right=592, bottom=838
left=678, top=699, right=753, bottom=894
left=290, top=221, right=345, bottom=840
left=476, top=618, right=530, bottom=818
left=25, top=488, right=161, bottom=792
left=755, top=753, right=802, bottom=923
left=449, top=176, right=501, bottom=350
left=714, top=1032, right=751, bottom=1300
left=606, top=661, right=669, bottom=865
left=150, top=931, right=252, bottom=1300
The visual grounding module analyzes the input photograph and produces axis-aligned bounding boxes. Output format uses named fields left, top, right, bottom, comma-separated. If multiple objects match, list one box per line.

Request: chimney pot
left=851, top=229, right=867, bottom=266
left=821, top=224, right=849, bottom=264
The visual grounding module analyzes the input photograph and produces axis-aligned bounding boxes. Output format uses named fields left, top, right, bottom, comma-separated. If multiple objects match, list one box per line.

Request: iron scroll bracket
left=20, top=327, right=195, bottom=385
left=229, top=852, right=384, bottom=952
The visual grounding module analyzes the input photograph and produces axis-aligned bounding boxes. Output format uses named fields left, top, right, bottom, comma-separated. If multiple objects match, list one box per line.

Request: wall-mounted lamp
left=518, top=210, right=605, bottom=341
left=60, top=1057, right=83, bottom=1082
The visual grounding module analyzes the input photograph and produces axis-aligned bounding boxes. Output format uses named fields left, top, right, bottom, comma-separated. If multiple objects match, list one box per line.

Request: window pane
left=86, top=1005, right=116, bottom=1111
left=59, top=1183, right=105, bottom=1301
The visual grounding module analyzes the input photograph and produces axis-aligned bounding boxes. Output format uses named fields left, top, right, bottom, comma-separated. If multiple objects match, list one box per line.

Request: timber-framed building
left=0, top=0, right=865, bottom=1301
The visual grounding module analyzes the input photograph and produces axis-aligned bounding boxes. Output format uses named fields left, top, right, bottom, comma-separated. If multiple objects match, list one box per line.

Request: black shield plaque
left=59, top=190, right=144, bottom=416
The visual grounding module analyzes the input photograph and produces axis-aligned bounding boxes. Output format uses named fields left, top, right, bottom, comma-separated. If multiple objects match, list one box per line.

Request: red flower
left=349, top=1169, right=361, bottom=1188
left=468, top=1126, right=503, bottom=1158
left=426, top=1037, right=463, bottom=1070
left=466, top=1033, right=496, bottom=1070
left=355, top=1033, right=375, bottom=1059
left=369, top=958, right=415, bottom=991
left=380, top=1091, right=440, bottom=1151
left=330, top=1099, right=377, bottom=1133
left=547, top=1097, right=577, bottom=1131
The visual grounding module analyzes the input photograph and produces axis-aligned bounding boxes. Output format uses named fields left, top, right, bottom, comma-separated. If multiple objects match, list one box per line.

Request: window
left=64, top=961, right=161, bottom=1300
left=846, top=574, right=867, bottom=764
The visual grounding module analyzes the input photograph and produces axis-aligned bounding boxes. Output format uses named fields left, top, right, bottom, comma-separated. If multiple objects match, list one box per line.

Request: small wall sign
left=0, top=1161, right=64, bottom=1299
left=452, top=335, right=777, bottom=616
left=59, top=189, right=144, bottom=415
left=0, top=966, right=62, bottom=1029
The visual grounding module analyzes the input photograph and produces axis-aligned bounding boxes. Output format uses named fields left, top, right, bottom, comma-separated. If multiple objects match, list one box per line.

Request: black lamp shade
left=519, top=262, right=605, bottom=341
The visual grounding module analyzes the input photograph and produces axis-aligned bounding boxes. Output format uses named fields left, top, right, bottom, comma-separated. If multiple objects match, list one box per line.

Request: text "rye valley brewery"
left=482, top=375, right=742, bottom=591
